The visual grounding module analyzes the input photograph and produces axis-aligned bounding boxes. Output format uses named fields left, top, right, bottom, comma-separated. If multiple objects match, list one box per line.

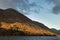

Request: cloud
left=46, top=0, right=60, bottom=4
left=53, top=5, right=60, bottom=14
left=0, top=0, right=40, bottom=15
left=0, top=0, right=29, bottom=8
left=16, top=0, right=40, bottom=15
left=0, top=0, right=18, bottom=9
left=46, top=0, right=60, bottom=14
left=52, top=1, right=60, bottom=14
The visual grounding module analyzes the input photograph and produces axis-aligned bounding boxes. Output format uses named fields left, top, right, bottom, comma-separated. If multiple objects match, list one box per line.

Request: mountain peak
left=0, top=8, right=32, bottom=23
left=5, top=8, right=18, bottom=12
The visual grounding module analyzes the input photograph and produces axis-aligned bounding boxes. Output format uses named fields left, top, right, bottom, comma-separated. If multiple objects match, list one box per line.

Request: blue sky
left=0, top=0, right=60, bottom=30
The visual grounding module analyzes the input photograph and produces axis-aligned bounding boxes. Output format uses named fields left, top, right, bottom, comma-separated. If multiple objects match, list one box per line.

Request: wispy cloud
left=0, top=0, right=41, bottom=15
left=0, top=0, right=60, bottom=14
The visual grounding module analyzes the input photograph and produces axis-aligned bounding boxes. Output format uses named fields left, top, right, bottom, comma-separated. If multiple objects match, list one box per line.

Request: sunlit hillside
left=0, top=8, right=59, bottom=36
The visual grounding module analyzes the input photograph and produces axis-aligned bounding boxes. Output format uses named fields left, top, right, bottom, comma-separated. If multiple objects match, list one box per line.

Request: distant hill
left=51, top=28, right=60, bottom=35
left=0, top=8, right=59, bottom=36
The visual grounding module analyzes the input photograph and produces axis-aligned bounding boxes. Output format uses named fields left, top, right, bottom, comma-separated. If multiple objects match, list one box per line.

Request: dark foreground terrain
left=0, top=28, right=57, bottom=36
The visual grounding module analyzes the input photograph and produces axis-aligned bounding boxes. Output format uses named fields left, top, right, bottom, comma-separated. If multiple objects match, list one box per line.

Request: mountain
left=0, top=8, right=59, bottom=36
left=51, top=28, right=60, bottom=35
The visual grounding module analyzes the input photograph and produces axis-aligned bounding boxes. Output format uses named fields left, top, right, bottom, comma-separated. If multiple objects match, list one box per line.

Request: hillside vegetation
left=0, top=8, right=59, bottom=36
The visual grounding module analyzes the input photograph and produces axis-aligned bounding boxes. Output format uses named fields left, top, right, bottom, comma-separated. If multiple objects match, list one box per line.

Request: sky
left=0, top=0, right=60, bottom=30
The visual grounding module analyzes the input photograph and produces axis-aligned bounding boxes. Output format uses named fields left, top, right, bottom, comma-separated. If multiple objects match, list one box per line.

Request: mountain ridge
left=0, top=8, right=59, bottom=36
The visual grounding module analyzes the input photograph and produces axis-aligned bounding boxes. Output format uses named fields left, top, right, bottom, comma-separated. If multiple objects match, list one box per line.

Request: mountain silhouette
left=0, top=8, right=59, bottom=36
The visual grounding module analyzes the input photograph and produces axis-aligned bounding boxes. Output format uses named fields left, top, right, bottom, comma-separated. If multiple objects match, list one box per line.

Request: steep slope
left=0, top=8, right=58, bottom=36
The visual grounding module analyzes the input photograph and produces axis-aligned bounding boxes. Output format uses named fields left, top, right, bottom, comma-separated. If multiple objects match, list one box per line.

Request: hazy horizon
left=0, top=0, right=60, bottom=30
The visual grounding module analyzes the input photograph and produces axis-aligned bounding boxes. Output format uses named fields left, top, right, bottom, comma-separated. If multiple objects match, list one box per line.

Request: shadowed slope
left=0, top=8, right=59, bottom=36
